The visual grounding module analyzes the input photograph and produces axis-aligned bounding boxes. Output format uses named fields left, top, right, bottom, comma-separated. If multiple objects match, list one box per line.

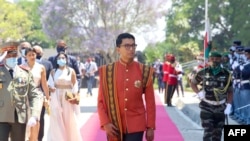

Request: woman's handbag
left=65, top=91, right=80, bottom=105
left=43, top=97, right=50, bottom=115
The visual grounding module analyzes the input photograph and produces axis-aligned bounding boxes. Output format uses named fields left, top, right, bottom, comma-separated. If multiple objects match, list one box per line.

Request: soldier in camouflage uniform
left=0, top=42, right=43, bottom=141
left=190, top=51, right=233, bottom=141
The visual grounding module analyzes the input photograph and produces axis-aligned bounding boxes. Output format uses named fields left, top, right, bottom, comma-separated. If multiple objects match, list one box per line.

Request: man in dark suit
left=48, top=39, right=81, bottom=92
left=17, top=41, right=31, bottom=65
left=33, top=45, right=53, bottom=141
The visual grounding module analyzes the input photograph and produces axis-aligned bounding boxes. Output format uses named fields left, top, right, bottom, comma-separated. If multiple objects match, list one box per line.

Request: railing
left=181, top=60, right=198, bottom=69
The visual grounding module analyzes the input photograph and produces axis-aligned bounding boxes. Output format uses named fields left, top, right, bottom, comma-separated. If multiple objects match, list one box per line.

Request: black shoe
left=167, top=104, right=174, bottom=107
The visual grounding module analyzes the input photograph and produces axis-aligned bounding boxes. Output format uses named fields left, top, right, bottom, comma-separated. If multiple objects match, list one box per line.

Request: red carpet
left=152, top=94, right=183, bottom=141
left=81, top=94, right=183, bottom=141
left=80, top=112, right=106, bottom=141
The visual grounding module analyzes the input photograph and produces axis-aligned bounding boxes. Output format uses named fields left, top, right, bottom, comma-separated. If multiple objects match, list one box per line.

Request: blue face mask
left=57, top=59, right=67, bottom=67
left=5, top=57, right=17, bottom=69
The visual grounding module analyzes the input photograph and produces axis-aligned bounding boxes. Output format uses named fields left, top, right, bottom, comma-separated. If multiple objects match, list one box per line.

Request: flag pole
left=204, top=0, right=208, bottom=62
left=202, top=0, right=208, bottom=99
left=205, top=0, right=208, bottom=22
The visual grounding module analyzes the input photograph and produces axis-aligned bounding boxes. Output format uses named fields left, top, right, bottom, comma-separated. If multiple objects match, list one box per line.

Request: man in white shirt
left=84, top=57, right=98, bottom=96
left=175, top=62, right=184, bottom=97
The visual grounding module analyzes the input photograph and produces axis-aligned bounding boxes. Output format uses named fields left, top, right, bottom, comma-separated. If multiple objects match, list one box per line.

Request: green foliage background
left=144, top=0, right=250, bottom=65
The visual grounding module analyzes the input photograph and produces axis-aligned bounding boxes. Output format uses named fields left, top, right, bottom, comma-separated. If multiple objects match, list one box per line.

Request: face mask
left=5, top=57, right=17, bottom=69
left=57, top=59, right=67, bottom=67
left=36, top=54, right=42, bottom=60
left=211, top=65, right=221, bottom=75
left=211, top=61, right=220, bottom=67
left=56, top=47, right=66, bottom=53
left=21, top=49, right=26, bottom=57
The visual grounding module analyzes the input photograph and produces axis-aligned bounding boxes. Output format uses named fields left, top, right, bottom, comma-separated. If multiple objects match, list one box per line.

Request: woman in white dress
left=24, top=47, right=50, bottom=141
left=47, top=52, right=82, bottom=141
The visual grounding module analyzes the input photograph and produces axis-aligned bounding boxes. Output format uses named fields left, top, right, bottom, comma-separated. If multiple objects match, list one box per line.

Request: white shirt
left=84, top=61, right=98, bottom=76
left=77, top=61, right=85, bottom=75
left=175, top=63, right=183, bottom=80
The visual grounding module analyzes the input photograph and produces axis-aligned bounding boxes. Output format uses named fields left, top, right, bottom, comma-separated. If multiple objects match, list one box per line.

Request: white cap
left=229, top=46, right=236, bottom=51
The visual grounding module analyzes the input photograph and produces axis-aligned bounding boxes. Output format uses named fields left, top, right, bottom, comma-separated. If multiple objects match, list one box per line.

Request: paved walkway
left=172, top=91, right=239, bottom=126
left=42, top=88, right=238, bottom=141
left=171, top=91, right=239, bottom=141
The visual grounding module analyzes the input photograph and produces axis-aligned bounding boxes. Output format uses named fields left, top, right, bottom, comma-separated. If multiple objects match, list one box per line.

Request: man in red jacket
left=165, top=54, right=181, bottom=107
left=98, top=33, right=156, bottom=141
left=163, top=54, right=171, bottom=104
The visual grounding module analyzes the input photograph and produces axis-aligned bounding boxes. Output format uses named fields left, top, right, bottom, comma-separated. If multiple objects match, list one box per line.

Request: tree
left=168, top=0, right=250, bottom=51
left=144, top=0, right=201, bottom=65
left=17, top=0, right=52, bottom=48
left=144, top=0, right=250, bottom=89
left=0, top=0, right=32, bottom=42
left=145, top=0, right=250, bottom=65
left=40, top=0, right=168, bottom=62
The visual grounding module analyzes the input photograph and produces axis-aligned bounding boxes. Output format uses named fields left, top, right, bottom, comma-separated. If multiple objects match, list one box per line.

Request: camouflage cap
left=209, top=51, right=222, bottom=57
left=0, top=42, right=19, bottom=58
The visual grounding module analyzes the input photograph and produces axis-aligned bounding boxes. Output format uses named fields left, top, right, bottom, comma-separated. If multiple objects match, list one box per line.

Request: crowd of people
left=152, top=54, right=184, bottom=107
left=1, top=32, right=249, bottom=141
left=0, top=33, right=156, bottom=141
left=227, top=41, right=250, bottom=125
left=0, top=39, right=99, bottom=141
